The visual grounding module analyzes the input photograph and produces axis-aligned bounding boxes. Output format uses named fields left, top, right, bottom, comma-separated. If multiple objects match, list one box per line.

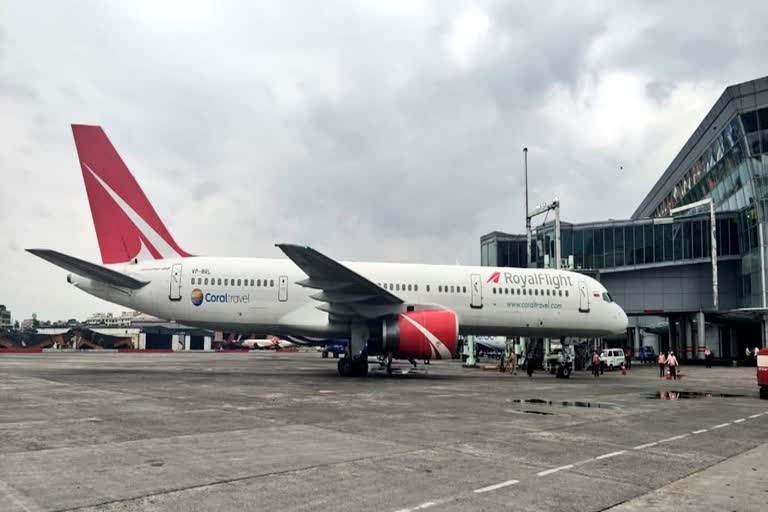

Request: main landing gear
left=337, top=356, right=368, bottom=377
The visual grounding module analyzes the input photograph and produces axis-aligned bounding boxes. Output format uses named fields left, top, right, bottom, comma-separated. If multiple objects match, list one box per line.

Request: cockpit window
left=602, top=292, right=613, bottom=303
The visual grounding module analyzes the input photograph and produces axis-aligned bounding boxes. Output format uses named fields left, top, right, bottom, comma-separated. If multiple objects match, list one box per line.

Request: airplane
left=28, top=125, right=628, bottom=377
left=240, top=336, right=294, bottom=350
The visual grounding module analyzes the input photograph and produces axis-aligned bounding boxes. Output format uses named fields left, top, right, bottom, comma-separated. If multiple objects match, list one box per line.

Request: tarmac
left=0, top=352, right=766, bottom=512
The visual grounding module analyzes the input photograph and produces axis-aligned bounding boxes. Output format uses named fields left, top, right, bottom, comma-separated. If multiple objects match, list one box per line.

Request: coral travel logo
left=190, top=288, right=250, bottom=307
left=191, top=288, right=204, bottom=306
left=487, top=272, right=500, bottom=284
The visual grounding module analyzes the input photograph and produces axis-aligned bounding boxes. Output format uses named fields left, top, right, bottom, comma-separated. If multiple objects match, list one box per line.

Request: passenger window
left=250, top=279, right=254, bottom=287
left=438, top=285, right=442, bottom=292
left=204, top=278, right=209, bottom=285
left=235, top=279, right=240, bottom=286
left=493, top=288, right=497, bottom=294
left=426, top=285, right=430, bottom=292
left=415, top=284, right=419, bottom=292
left=216, top=278, right=220, bottom=285
left=270, top=280, right=274, bottom=287
left=558, top=290, right=562, bottom=296
left=191, top=278, right=195, bottom=285
left=565, top=290, right=569, bottom=297
left=546, top=290, right=550, bottom=296
left=407, top=284, right=412, bottom=291
left=450, top=286, right=455, bottom=293
left=463, top=286, right=467, bottom=293
left=395, top=284, right=400, bottom=291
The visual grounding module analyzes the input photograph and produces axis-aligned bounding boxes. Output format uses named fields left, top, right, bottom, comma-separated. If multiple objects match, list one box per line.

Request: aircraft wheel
left=333, top=352, right=339, bottom=359
left=760, top=386, right=768, bottom=399
left=338, top=358, right=352, bottom=377
left=561, top=366, right=572, bottom=379
left=322, top=351, right=329, bottom=359
left=355, top=359, right=369, bottom=377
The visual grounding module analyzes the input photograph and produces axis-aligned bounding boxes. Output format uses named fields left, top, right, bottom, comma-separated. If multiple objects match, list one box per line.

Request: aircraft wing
left=26, top=249, right=149, bottom=290
left=276, top=244, right=403, bottom=321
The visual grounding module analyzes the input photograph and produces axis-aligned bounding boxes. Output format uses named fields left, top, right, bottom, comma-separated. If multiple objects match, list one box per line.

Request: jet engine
left=380, top=310, right=458, bottom=360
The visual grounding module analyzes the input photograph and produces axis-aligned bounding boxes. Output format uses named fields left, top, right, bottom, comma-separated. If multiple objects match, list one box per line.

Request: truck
left=758, top=348, right=768, bottom=399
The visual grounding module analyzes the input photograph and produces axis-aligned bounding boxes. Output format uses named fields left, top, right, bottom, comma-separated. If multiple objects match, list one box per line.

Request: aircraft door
left=278, top=275, right=288, bottom=302
left=578, top=280, right=590, bottom=313
left=169, top=263, right=182, bottom=301
left=470, top=273, right=483, bottom=309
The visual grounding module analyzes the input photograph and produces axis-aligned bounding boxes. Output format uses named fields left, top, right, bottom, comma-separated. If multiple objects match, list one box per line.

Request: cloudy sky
left=1, top=0, right=766, bottom=321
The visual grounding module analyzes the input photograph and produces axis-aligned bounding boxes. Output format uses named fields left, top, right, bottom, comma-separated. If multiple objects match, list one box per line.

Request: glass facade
left=528, top=214, right=741, bottom=270
left=641, top=106, right=768, bottom=308
left=481, top=235, right=537, bottom=268
left=482, top=214, right=741, bottom=271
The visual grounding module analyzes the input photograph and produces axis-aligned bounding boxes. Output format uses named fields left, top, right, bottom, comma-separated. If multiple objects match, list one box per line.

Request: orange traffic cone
left=666, top=368, right=671, bottom=380
left=621, top=363, right=626, bottom=375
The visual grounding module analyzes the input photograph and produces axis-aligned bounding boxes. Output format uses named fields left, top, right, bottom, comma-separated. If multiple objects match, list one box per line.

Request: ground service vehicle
left=637, top=346, right=656, bottom=363
left=600, top=348, right=625, bottom=371
left=758, top=348, right=768, bottom=399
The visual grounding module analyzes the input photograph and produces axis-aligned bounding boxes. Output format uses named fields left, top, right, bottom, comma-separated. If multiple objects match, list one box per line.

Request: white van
left=600, top=348, right=625, bottom=371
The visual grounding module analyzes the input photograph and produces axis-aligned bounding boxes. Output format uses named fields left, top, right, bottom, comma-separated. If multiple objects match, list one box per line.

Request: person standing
left=704, top=347, right=713, bottom=368
left=658, top=351, right=667, bottom=378
left=507, top=349, right=518, bottom=375
left=625, top=348, right=633, bottom=369
left=592, top=351, right=601, bottom=377
left=667, top=351, right=679, bottom=380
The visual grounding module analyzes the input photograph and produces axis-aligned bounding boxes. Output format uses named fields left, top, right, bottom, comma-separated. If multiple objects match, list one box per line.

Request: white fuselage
left=70, top=257, right=628, bottom=339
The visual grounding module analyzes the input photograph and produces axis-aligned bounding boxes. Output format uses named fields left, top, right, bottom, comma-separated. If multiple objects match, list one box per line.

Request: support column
left=697, top=311, right=706, bottom=360
left=667, top=317, right=673, bottom=355
left=685, top=318, right=693, bottom=361
left=633, top=327, right=641, bottom=355
left=762, top=314, right=768, bottom=349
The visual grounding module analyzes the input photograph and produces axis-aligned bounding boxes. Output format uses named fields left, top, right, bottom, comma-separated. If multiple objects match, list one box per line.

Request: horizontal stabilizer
left=26, top=249, right=149, bottom=290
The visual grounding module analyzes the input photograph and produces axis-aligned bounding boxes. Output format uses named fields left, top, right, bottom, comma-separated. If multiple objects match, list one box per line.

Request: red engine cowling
left=381, top=310, right=458, bottom=360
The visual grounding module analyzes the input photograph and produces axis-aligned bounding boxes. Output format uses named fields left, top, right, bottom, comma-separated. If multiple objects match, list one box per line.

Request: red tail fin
left=71, top=125, right=191, bottom=264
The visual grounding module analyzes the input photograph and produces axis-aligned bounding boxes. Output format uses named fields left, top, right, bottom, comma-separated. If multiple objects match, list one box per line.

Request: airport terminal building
left=482, top=76, right=768, bottom=361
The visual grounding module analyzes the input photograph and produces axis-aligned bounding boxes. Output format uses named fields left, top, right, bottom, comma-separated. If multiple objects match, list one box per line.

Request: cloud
left=0, top=0, right=765, bottom=320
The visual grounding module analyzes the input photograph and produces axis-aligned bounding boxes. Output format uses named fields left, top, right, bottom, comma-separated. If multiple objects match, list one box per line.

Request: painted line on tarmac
left=537, top=464, right=573, bottom=477
left=595, top=450, right=626, bottom=460
left=658, top=434, right=688, bottom=443
left=473, top=480, right=519, bottom=493
left=390, top=412, right=767, bottom=512
left=394, top=500, right=440, bottom=512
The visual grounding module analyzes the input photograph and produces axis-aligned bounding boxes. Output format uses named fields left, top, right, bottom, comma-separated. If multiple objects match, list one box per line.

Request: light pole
left=524, top=148, right=531, bottom=268
left=528, top=199, right=561, bottom=269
